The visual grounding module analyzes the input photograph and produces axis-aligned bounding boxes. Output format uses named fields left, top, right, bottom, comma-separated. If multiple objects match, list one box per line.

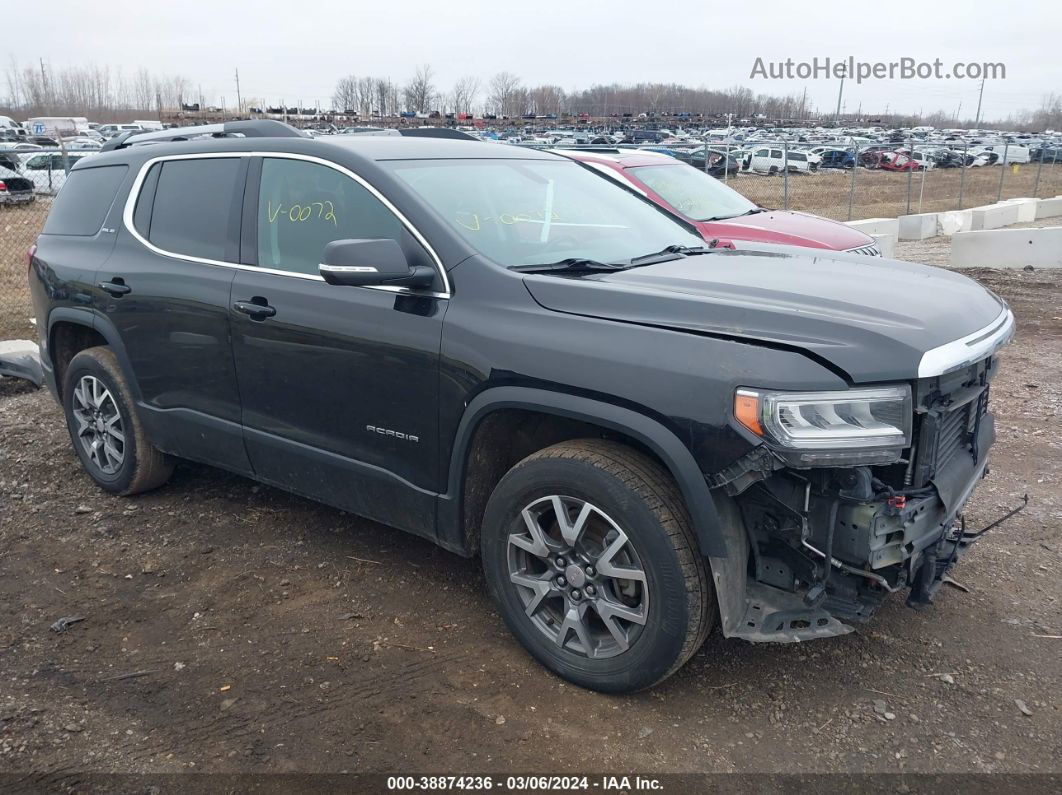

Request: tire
left=62, top=346, right=173, bottom=496
left=481, top=439, right=714, bottom=693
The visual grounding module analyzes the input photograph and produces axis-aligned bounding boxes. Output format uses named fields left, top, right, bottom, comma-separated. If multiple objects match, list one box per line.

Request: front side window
left=388, top=158, right=702, bottom=267
left=148, top=158, right=241, bottom=261
left=627, top=164, right=755, bottom=222
left=257, top=157, right=403, bottom=276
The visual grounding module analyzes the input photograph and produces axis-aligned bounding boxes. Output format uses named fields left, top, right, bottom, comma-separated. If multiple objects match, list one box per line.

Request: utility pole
left=800, top=87, right=807, bottom=120
left=235, top=68, right=243, bottom=117
left=834, top=72, right=845, bottom=120
left=974, top=77, right=985, bottom=127
left=39, top=58, right=48, bottom=111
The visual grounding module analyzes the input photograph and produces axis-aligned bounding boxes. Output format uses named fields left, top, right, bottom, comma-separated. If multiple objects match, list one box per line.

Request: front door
left=230, top=155, right=447, bottom=538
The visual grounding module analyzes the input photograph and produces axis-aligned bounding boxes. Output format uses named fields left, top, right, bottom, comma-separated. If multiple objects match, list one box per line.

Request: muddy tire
left=62, top=346, right=173, bottom=496
left=481, top=439, right=713, bottom=693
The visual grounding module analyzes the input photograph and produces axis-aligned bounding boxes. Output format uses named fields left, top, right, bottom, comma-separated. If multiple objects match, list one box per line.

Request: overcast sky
left=6, top=0, right=1059, bottom=121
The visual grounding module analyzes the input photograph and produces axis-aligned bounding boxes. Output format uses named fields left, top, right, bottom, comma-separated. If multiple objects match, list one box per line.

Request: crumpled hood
left=522, top=248, right=1007, bottom=382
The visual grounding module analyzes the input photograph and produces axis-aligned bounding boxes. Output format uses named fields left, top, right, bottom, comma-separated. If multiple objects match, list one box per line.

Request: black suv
left=28, top=121, right=1013, bottom=692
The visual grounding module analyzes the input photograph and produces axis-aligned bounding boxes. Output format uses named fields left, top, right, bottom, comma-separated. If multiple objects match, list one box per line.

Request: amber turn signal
left=734, top=389, right=763, bottom=436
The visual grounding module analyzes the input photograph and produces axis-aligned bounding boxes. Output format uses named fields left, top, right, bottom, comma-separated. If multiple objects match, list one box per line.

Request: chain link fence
left=2, top=140, right=1061, bottom=342
left=700, top=137, right=1062, bottom=221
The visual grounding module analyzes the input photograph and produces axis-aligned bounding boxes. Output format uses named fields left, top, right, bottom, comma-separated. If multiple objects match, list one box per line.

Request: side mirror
left=318, top=239, right=435, bottom=289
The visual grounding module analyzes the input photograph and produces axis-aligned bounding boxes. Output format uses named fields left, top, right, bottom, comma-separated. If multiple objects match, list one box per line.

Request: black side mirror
left=318, top=239, right=435, bottom=289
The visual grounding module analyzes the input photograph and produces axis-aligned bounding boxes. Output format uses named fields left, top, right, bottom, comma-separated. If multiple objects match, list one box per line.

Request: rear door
left=229, top=155, right=447, bottom=538
left=99, top=154, right=252, bottom=473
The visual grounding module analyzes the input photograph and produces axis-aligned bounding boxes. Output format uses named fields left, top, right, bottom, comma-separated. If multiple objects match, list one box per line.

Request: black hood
left=522, top=248, right=1007, bottom=383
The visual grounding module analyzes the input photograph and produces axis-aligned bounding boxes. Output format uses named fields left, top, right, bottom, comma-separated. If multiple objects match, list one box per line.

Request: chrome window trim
left=120, top=150, right=451, bottom=297
left=917, top=307, right=1014, bottom=378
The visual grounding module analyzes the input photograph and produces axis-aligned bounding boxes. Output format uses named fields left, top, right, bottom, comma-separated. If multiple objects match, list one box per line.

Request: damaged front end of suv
left=708, top=316, right=1017, bottom=642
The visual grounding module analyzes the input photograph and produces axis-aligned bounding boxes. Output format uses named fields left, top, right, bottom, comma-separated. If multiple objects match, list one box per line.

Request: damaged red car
left=555, top=149, right=881, bottom=255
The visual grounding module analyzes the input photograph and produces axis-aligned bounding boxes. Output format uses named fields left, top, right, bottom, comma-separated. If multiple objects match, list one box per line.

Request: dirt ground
left=0, top=264, right=1059, bottom=787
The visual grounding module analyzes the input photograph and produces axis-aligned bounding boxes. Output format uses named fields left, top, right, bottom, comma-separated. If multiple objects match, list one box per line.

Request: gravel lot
left=0, top=268, right=1059, bottom=787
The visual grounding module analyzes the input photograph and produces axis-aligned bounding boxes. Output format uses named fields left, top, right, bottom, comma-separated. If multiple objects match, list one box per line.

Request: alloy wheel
left=71, top=375, right=126, bottom=475
left=507, top=495, right=650, bottom=659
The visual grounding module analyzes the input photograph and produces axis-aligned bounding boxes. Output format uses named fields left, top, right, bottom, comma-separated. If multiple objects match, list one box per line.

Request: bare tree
left=332, top=75, right=360, bottom=113
left=132, top=68, right=155, bottom=112
left=487, top=71, right=521, bottom=116
left=449, top=75, right=480, bottom=115
left=403, top=64, right=436, bottom=113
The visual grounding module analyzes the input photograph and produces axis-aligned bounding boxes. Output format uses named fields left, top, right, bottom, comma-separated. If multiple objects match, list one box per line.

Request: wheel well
left=51, top=322, right=106, bottom=397
left=460, top=408, right=660, bottom=554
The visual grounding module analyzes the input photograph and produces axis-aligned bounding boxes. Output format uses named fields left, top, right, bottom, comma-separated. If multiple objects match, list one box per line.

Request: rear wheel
left=481, top=439, right=713, bottom=692
left=62, top=347, right=173, bottom=496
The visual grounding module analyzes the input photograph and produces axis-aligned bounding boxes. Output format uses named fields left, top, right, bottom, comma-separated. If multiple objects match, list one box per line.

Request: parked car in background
left=97, top=123, right=145, bottom=139
left=817, top=149, right=856, bottom=169
left=686, top=145, right=743, bottom=177
left=10, top=151, right=94, bottom=193
left=744, top=147, right=817, bottom=174
left=909, top=150, right=937, bottom=170
left=976, top=145, right=1030, bottom=164
left=555, top=149, right=878, bottom=254
left=0, top=163, right=35, bottom=205
left=1031, top=146, right=1062, bottom=162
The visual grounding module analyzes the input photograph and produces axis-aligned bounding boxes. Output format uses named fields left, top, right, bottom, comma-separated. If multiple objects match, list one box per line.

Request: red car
left=555, top=149, right=880, bottom=255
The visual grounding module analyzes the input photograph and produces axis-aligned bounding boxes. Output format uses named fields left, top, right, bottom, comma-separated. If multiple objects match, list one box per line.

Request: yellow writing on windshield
left=455, top=209, right=560, bottom=232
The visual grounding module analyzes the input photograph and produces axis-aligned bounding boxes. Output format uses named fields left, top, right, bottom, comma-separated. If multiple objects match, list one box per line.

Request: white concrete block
left=937, top=210, right=972, bottom=236
left=968, top=202, right=1020, bottom=231
left=898, top=212, right=938, bottom=240
left=869, top=232, right=896, bottom=258
left=950, top=227, right=1062, bottom=268
left=1002, top=198, right=1039, bottom=223
left=1035, top=196, right=1062, bottom=219
left=845, top=217, right=900, bottom=238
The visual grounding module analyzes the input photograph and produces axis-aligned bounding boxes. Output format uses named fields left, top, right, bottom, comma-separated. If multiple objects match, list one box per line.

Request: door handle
left=98, top=280, right=131, bottom=297
left=233, top=299, right=276, bottom=319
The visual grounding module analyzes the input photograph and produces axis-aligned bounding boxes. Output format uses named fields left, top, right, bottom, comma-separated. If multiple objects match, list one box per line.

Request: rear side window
left=42, top=165, right=128, bottom=236
left=148, top=158, right=241, bottom=261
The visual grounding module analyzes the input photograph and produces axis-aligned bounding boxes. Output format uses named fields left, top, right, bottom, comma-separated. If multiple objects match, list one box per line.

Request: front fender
left=437, top=386, right=727, bottom=558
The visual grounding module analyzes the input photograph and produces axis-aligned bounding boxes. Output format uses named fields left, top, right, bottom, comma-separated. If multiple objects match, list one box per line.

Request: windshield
left=626, top=164, right=756, bottom=221
left=386, top=158, right=703, bottom=266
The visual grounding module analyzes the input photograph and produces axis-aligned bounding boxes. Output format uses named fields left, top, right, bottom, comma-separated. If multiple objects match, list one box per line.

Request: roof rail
left=101, top=120, right=309, bottom=151
left=398, top=127, right=478, bottom=141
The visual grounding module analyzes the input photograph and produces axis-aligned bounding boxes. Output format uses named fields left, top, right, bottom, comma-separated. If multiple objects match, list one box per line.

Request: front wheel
left=481, top=440, right=714, bottom=692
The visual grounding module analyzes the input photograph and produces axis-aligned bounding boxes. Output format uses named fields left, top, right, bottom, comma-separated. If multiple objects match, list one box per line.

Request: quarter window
left=148, top=158, right=241, bottom=262
left=41, top=165, right=128, bottom=236
left=257, top=157, right=403, bottom=276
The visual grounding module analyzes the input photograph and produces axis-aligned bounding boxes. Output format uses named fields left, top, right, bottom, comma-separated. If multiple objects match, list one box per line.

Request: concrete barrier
left=936, top=210, right=972, bottom=235
left=950, top=227, right=1062, bottom=268
left=845, top=217, right=900, bottom=238
left=968, top=202, right=1021, bottom=231
left=1035, top=196, right=1062, bottom=219
left=1002, top=198, right=1040, bottom=223
left=869, top=232, right=896, bottom=258
left=898, top=212, right=938, bottom=240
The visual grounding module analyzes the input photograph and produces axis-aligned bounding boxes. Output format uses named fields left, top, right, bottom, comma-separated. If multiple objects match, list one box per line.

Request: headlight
left=734, top=385, right=912, bottom=467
